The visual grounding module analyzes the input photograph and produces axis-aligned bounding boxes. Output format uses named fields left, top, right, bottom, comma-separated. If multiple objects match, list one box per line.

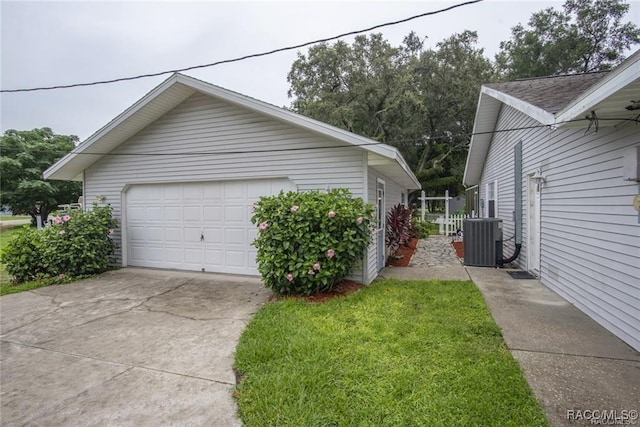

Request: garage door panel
left=247, top=181, right=271, bottom=197
left=202, top=227, right=223, bottom=244
left=225, top=228, right=245, bottom=245
left=203, top=206, right=223, bottom=221
left=128, top=206, right=146, bottom=221
left=203, top=186, right=222, bottom=201
left=224, top=182, right=245, bottom=200
left=204, top=249, right=224, bottom=266
left=147, top=227, right=164, bottom=242
left=165, top=247, right=183, bottom=262
left=183, top=227, right=201, bottom=242
left=183, top=206, right=201, bottom=222
left=129, top=246, right=146, bottom=262
left=145, top=207, right=163, bottom=221
left=128, top=226, right=147, bottom=242
left=165, top=227, right=182, bottom=242
left=147, top=246, right=165, bottom=261
left=146, top=187, right=163, bottom=201
left=126, top=179, right=293, bottom=274
left=164, top=206, right=181, bottom=221
left=224, top=205, right=245, bottom=222
left=163, top=185, right=182, bottom=200
left=225, top=251, right=245, bottom=267
left=183, top=185, right=201, bottom=200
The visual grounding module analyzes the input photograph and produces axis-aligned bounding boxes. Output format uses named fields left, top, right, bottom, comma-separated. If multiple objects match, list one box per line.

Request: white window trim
left=485, top=180, right=498, bottom=218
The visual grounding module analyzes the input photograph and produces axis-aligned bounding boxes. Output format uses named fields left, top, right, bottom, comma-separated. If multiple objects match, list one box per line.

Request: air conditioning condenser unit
left=463, top=218, right=503, bottom=267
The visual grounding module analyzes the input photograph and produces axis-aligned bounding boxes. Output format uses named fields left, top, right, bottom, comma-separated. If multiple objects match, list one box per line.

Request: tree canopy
left=496, top=0, right=640, bottom=79
left=288, top=31, right=494, bottom=197
left=0, top=128, right=82, bottom=224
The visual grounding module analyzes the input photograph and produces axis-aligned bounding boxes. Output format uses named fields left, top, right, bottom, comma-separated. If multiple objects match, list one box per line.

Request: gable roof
left=463, top=49, right=640, bottom=187
left=44, top=73, right=421, bottom=189
left=484, top=72, right=608, bottom=115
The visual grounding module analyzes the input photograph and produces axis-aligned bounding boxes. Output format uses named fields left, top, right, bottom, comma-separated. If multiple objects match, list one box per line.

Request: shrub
left=2, top=204, right=118, bottom=283
left=385, top=204, right=414, bottom=256
left=412, top=217, right=432, bottom=239
left=251, top=189, right=374, bottom=295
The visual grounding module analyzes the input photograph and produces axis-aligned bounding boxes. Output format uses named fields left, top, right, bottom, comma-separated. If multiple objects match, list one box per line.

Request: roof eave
left=44, top=74, right=193, bottom=181
left=44, top=73, right=419, bottom=189
left=463, top=90, right=503, bottom=187
left=554, top=49, right=640, bottom=123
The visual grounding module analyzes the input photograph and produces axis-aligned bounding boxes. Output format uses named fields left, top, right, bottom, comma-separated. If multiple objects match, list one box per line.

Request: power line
left=1, top=0, right=484, bottom=93
left=63, top=116, right=637, bottom=158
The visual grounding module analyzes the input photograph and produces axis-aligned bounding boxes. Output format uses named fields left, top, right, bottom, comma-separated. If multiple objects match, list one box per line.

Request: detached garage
left=44, top=73, right=420, bottom=284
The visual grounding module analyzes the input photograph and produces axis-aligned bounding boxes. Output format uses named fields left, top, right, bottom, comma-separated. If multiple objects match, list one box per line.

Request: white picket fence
left=432, top=214, right=470, bottom=236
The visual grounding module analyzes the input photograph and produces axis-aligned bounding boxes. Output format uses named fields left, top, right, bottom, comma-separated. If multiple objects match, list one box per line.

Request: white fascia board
left=463, top=92, right=502, bottom=187
left=392, top=151, right=422, bottom=189
left=555, top=51, right=640, bottom=123
left=481, top=86, right=555, bottom=125
left=44, top=74, right=186, bottom=180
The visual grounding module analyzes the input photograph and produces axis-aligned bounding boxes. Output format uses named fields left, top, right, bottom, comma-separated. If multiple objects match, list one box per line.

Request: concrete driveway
left=0, top=268, right=271, bottom=426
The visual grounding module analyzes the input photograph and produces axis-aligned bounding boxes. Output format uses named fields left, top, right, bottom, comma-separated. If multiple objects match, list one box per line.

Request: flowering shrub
left=251, top=189, right=374, bottom=295
left=2, top=204, right=118, bottom=283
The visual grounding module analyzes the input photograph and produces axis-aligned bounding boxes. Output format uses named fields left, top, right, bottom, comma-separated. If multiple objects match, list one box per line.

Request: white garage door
left=125, top=179, right=294, bottom=275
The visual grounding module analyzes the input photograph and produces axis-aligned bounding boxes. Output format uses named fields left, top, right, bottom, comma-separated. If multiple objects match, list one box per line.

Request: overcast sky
left=2, top=0, right=639, bottom=141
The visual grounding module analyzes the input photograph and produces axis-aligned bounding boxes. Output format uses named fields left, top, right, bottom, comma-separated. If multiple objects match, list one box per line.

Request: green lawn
left=0, top=226, right=54, bottom=295
left=234, top=279, right=548, bottom=426
left=0, top=215, right=30, bottom=221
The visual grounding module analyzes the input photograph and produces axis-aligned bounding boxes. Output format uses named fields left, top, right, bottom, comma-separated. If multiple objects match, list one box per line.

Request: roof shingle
left=485, top=72, right=609, bottom=114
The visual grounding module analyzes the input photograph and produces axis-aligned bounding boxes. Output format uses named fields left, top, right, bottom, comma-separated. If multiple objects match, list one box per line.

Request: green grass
left=234, top=279, right=548, bottom=426
left=0, top=215, right=30, bottom=221
left=0, top=225, right=54, bottom=295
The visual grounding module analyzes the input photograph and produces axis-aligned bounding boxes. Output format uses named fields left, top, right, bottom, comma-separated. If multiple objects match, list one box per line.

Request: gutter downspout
left=499, top=141, right=523, bottom=266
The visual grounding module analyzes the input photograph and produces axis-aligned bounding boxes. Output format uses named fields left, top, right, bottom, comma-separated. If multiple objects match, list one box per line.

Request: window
left=486, top=181, right=497, bottom=218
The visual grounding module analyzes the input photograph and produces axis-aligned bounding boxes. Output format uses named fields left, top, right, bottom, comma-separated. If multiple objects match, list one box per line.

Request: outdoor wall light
left=531, top=169, right=546, bottom=183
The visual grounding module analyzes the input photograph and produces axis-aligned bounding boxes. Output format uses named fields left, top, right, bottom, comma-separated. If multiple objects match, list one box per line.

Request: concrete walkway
left=0, top=268, right=271, bottom=426
left=381, top=237, right=640, bottom=427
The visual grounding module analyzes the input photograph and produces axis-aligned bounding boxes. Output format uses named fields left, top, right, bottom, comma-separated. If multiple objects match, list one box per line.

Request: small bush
left=2, top=204, right=118, bottom=283
left=412, top=217, right=432, bottom=238
left=251, top=189, right=374, bottom=295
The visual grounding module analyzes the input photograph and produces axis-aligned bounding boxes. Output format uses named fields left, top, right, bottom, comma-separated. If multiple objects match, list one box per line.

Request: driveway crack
left=72, top=281, right=195, bottom=327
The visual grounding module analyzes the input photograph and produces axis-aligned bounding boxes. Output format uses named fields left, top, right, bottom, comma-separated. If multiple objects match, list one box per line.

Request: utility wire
left=1, top=0, right=483, bottom=93
left=62, top=116, right=637, bottom=158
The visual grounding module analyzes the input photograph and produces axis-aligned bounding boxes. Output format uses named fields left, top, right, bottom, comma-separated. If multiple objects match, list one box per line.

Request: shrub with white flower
left=2, top=204, right=118, bottom=283
left=251, top=188, right=374, bottom=295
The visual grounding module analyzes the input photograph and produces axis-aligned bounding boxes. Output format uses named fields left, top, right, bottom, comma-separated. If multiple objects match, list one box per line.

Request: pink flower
left=259, top=222, right=268, bottom=230
left=290, top=205, right=299, bottom=212
left=58, top=274, right=65, bottom=279
left=313, top=263, right=321, bottom=271
left=308, top=269, right=315, bottom=275
left=326, top=249, right=335, bottom=259
left=58, top=230, right=65, bottom=235
left=356, top=216, right=363, bottom=224
left=54, top=216, right=62, bottom=224
left=286, top=273, right=294, bottom=282
left=108, top=229, right=114, bottom=235
left=62, top=215, right=71, bottom=222
left=328, top=211, right=336, bottom=218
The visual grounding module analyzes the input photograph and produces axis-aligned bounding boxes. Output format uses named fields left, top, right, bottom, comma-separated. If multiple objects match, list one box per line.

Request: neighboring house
left=463, top=50, right=640, bottom=351
left=44, top=73, right=420, bottom=284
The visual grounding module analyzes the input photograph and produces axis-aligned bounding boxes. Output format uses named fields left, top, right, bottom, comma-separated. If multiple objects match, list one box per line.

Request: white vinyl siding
left=479, top=104, right=640, bottom=351
left=365, top=167, right=406, bottom=283
left=84, top=92, right=368, bottom=281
